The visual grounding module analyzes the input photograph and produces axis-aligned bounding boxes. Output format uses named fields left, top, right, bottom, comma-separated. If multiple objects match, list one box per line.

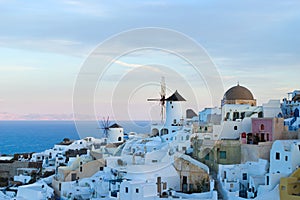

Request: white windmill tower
left=164, top=90, right=186, bottom=127
left=100, top=117, right=124, bottom=143
left=147, top=77, right=186, bottom=136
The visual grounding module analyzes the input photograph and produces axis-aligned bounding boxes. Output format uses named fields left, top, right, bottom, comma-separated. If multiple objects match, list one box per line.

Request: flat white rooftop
left=0, top=156, right=14, bottom=161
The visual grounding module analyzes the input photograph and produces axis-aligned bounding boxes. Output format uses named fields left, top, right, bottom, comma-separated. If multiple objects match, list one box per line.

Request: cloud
left=0, top=37, right=87, bottom=57
left=61, top=0, right=110, bottom=18
left=0, top=66, right=37, bottom=72
left=113, top=60, right=163, bottom=73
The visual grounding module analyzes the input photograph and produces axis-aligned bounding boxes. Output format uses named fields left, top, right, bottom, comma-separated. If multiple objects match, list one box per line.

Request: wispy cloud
left=113, top=60, right=163, bottom=73
left=0, top=37, right=87, bottom=57
left=0, top=66, right=37, bottom=72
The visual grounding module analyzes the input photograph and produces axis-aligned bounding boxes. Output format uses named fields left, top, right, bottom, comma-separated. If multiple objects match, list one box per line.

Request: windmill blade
left=146, top=77, right=167, bottom=122
left=101, top=120, right=106, bottom=129
left=160, top=76, right=166, bottom=97
left=160, top=76, right=166, bottom=122
left=106, top=116, right=110, bottom=128
left=100, top=116, right=111, bottom=138
left=147, top=98, right=161, bottom=101
left=160, top=76, right=166, bottom=107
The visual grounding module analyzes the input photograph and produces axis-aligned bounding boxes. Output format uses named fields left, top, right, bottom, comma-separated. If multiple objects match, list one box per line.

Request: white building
left=199, top=107, right=221, bottom=123
left=281, top=90, right=300, bottom=118
left=151, top=90, right=186, bottom=137
left=107, top=123, right=124, bottom=144
left=218, top=159, right=268, bottom=199
left=16, top=181, right=54, bottom=200
left=193, top=84, right=263, bottom=141
left=245, top=140, right=300, bottom=198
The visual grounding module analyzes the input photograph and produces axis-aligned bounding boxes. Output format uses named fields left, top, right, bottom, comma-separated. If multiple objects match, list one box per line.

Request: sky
left=0, top=0, right=299, bottom=120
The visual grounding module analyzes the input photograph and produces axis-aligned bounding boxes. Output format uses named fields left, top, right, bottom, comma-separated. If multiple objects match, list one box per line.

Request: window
left=125, top=187, right=128, bottom=193
left=298, top=145, right=300, bottom=151
left=276, top=152, right=280, bottom=160
left=233, top=112, right=239, bottom=121
left=234, top=126, right=238, bottom=130
left=59, top=183, right=61, bottom=191
left=186, top=135, right=189, bottom=141
left=118, top=137, right=122, bottom=141
left=163, top=182, right=167, bottom=190
left=241, top=112, right=245, bottom=119
left=136, top=188, right=139, bottom=193
left=242, top=173, right=247, bottom=180
left=226, top=112, right=230, bottom=120
left=80, top=166, right=82, bottom=172
left=205, top=153, right=210, bottom=160
left=260, top=124, right=265, bottom=131
left=71, top=173, right=77, bottom=181
left=285, top=156, right=288, bottom=161
left=100, top=167, right=104, bottom=171
left=160, top=129, right=168, bottom=135
left=220, top=151, right=227, bottom=159
left=266, top=176, right=269, bottom=185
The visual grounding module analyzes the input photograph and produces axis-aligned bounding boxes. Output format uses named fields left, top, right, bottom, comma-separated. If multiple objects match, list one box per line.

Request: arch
left=186, top=135, right=190, bottom=141
left=160, top=128, right=168, bottom=135
left=260, top=124, right=265, bottom=131
left=152, top=128, right=159, bottom=137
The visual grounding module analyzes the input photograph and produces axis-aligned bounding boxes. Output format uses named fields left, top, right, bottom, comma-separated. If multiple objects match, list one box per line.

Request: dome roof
left=224, top=84, right=254, bottom=100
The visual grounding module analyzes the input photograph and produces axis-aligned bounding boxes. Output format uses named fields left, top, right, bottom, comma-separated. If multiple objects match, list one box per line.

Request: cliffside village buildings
left=1, top=84, right=300, bottom=199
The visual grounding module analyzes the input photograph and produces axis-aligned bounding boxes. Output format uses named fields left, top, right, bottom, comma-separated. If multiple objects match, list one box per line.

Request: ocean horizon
left=0, top=120, right=152, bottom=155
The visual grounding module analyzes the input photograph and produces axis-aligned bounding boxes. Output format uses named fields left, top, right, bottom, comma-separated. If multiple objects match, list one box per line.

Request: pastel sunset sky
left=0, top=0, right=299, bottom=120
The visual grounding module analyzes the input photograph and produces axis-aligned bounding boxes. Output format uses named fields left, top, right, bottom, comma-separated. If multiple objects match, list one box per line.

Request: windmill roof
left=166, top=90, right=186, bottom=101
left=109, top=123, right=123, bottom=128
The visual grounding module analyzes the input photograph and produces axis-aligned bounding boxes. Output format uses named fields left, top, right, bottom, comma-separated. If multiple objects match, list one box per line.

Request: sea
left=0, top=120, right=151, bottom=155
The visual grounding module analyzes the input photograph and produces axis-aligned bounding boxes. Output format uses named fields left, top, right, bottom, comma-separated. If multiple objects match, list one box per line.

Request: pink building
left=241, top=118, right=284, bottom=144
left=252, top=118, right=273, bottom=142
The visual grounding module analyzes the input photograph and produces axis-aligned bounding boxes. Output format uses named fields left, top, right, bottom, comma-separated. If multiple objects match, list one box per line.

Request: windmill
left=147, top=77, right=166, bottom=122
left=100, top=116, right=111, bottom=138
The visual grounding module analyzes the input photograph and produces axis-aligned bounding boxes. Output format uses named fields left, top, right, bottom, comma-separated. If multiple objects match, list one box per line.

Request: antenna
left=147, top=76, right=166, bottom=122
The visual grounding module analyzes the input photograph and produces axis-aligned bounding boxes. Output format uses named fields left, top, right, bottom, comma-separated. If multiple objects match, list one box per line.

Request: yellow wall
left=280, top=169, right=300, bottom=200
